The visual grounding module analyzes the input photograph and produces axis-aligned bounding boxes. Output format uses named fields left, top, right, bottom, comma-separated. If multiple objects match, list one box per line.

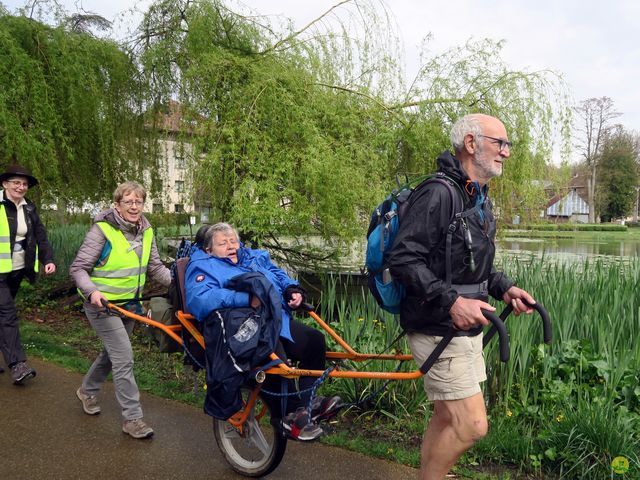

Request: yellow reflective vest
left=89, top=222, right=153, bottom=301
left=0, top=204, right=39, bottom=274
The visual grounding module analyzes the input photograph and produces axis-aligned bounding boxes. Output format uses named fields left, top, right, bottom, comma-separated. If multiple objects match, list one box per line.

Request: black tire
left=213, top=387, right=287, bottom=477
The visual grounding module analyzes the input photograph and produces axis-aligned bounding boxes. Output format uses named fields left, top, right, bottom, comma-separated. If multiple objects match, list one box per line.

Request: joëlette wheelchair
left=104, top=256, right=552, bottom=477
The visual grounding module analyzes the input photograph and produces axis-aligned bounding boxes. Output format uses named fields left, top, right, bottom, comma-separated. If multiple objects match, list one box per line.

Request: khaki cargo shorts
left=407, top=332, right=486, bottom=401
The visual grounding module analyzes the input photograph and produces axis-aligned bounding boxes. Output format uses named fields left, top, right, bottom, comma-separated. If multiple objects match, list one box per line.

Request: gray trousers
left=81, top=303, right=143, bottom=421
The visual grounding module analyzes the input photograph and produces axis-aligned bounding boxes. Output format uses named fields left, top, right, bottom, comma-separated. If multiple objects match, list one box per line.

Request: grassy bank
left=16, top=227, right=640, bottom=479
left=17, top=300, right=522, bottom=480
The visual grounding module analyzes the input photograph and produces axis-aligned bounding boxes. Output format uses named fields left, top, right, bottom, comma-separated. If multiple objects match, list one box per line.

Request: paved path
left=0, top=358, right=418, bottom=479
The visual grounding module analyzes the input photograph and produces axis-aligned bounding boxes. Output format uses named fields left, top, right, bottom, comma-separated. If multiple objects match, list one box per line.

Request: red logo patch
left=196, top=274, right=205, bottom=282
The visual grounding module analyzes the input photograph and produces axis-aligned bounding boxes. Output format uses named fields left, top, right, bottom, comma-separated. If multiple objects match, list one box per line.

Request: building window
left=199, top=205, right=212, bottom=223
left=175, top=180, right=184, bottom=193
left=174, top=204, right=184, bottom=213
left=152, top=203, right=163, bottom=213
left=174, top=155, right=186, bottom=169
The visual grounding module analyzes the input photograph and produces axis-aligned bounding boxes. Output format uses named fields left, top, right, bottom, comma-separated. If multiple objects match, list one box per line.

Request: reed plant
left=314, top=256, right=640, bottom=478
left=46, top=224, right=89, bottom=277
left=314, top=274, right=426, bottom=415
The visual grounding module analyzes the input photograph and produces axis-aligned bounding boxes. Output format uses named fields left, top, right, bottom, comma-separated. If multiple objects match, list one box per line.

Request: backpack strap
left=418, top=174, right=469, bottom=287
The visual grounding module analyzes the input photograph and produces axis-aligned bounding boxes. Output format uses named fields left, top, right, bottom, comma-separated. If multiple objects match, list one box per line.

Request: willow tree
left=136, top=0, right=403, bottom=249
left=136, top=0, right=570, bottom=248
left=0, top=11, right=158, bottom=210
left=392, top=38, right=571, bottom=223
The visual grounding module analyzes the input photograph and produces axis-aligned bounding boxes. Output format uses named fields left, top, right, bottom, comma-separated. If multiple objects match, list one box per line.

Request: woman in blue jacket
left=185, top=222, right=341, bottom=441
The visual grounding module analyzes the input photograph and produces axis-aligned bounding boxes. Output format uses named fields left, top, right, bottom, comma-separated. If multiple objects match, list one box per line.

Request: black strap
left=419, top=328, right=455, bottom=374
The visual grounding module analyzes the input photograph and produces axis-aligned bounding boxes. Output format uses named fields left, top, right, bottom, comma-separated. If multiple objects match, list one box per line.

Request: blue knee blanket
left=203, top=272, right=282, bottom=419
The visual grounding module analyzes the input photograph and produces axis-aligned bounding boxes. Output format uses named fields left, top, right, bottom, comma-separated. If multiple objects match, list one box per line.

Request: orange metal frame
left=106, top=302, right=422, bottom=432
left=106, top=302, right=422, bottom=381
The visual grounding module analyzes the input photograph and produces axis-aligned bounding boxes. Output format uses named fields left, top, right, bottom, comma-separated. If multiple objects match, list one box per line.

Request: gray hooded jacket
left=70, top=208, right=171, bottom=302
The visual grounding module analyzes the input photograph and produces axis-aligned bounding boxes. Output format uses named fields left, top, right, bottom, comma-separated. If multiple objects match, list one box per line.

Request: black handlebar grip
left=485, top=301, right=552, bottom=347
left=526, top=301, right=552, bottom=344
left=300, top=302, right=315, bottom=313
left=481, top=309, right=510, bottom=362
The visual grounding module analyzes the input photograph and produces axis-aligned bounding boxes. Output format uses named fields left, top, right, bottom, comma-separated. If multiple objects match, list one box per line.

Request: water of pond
left=497, top=236, right=640, bottom=260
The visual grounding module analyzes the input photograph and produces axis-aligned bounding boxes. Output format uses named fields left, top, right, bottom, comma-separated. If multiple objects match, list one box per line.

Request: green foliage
left=138, top=0, right=396, bottom=243
left=482, top=257, right=640, bottom=477
left=136, top=0, right=570, bottom=246
left=314, top=257, right=640, bottom=478
left=596, top=128, right=639, bottom=222
left=403, top=38, right=571, bottom=222
left=44, top=223, right=89, bottom=275
left=0, top=11, right=158, bottom=206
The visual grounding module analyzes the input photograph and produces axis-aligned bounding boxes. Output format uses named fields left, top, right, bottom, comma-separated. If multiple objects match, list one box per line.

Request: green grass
left=19, top=303, right=207, bottom=407
left=16, top=255, right=640, bottom=479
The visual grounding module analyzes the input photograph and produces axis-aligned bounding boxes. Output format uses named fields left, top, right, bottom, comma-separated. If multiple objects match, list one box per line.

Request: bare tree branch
left=258, top=0, right=353, bottom=55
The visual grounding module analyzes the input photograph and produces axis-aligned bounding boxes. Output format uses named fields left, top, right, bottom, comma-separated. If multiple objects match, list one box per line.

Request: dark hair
left=194, top=224, right=212, bottom=247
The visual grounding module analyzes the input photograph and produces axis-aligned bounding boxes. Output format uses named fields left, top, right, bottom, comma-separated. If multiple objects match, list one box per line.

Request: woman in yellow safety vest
left=70, top=181, right=170, bottom=439
left=0, top=163, right=56, bottom=385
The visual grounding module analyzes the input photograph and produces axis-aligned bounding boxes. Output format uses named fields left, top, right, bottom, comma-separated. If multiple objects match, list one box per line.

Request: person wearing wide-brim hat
left=0, top=163, right=56, bottom=384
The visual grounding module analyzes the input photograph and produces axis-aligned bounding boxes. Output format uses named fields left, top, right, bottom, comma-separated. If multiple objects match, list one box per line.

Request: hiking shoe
left=76, top=387, right=101, bottom=415
left=310, top=395, right=344, bottom=422
left=282, top=407, right=323, bottom=441
left=0, top=366, right=4, bottom=373
left=11, top=361, right=36, bottom=384
left=122, top=418, right=154, bottom=439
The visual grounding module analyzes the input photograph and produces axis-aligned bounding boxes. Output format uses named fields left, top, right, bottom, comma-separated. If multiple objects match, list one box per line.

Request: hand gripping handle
left=483, top=300, right=552, bottom=349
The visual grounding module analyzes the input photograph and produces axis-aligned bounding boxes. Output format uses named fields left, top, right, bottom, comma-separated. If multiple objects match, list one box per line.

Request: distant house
left=545, top=174, right=590, bottom=223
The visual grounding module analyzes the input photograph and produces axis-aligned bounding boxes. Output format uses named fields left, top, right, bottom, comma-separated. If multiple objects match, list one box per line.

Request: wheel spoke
left=222, top=424, right=241, bottom=440
left=245, top=417, right=271, bottom=456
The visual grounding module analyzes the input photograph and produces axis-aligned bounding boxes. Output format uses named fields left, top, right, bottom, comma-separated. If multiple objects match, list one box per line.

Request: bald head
left=451, top=114, right=510, bottom=185
left=451, top=114, right=505, bottom=152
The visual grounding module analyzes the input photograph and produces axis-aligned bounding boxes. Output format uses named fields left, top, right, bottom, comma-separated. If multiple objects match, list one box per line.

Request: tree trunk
left=588, top=166, right=596, bottom=223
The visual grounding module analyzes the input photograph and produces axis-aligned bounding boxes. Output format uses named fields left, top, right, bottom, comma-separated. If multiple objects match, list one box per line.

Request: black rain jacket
left=387, top=151, right=513, bottom=336
left=0, top=192, right=54, bottom=283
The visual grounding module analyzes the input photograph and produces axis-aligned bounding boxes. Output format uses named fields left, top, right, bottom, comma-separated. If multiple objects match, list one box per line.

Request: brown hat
left=0, top=165, right=39, bottom=187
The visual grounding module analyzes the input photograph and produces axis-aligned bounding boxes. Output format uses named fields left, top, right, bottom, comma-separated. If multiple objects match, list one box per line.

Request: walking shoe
left=0, top=366, right=4, bottom=373
left=122, top=418, right=154, bottom=439
left=282, top=407, right=323, bottom=441
left=310, top=395, right=344, bottom=422
left=11, top=361, right=36, bottom=384
left=76, top=387, right=101, bottom=415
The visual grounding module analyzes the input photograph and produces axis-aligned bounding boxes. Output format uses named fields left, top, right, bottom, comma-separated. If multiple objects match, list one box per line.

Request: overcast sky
left=4, top=0, right=640, bottom=136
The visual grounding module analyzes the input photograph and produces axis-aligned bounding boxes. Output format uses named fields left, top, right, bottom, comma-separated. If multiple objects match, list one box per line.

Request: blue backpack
left=365, top=172, right=467, bottom=313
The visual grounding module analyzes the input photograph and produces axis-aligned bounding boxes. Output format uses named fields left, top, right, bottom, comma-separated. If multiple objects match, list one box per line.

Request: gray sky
left=4, top=0, right=639, bottom=137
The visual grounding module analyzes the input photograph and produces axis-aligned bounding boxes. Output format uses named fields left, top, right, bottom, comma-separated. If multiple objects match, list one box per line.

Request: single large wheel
left=213, top=387, right=287, bottom=477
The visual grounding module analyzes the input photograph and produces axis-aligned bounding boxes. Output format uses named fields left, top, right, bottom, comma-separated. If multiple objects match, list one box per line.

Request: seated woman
left=185, top=222, right=341, bottom=441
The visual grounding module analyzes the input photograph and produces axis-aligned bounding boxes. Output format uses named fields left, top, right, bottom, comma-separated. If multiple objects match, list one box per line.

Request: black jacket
left=1, top=192, right=54, bottom=283
left=387, top=151, right=513, bottom=336
left=203, top=272, right=282, bottom=420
